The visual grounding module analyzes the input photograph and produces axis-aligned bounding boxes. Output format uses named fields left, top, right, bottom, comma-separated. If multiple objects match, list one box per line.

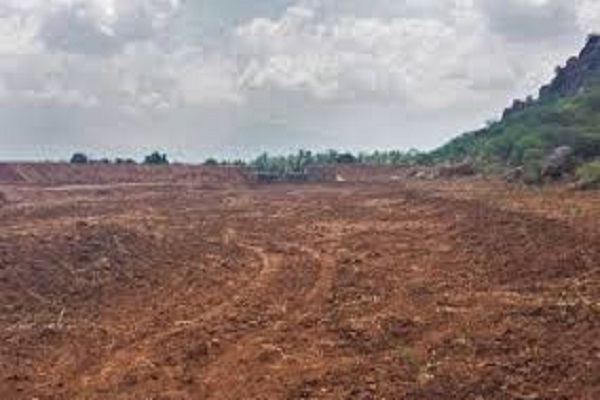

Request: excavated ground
left=0, top=178, right=599, bottom=399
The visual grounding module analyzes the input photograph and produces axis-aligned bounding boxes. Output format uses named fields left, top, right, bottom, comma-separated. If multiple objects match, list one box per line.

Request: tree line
left=247, top=149, right=432, bottom=174
left=70, top=151, right=170, bottom=165
left=69, top=149, right=433, bottom=171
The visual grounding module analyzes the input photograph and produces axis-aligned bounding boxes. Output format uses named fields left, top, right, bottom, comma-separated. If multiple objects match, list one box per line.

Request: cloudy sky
left=0, top=0, right=599, bottom=161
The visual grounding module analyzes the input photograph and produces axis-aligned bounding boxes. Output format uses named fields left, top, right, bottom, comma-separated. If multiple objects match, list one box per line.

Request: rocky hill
left=540, top=34, right=600, bottom=100
left=503, top=34, right=600, bottom=119
left=433, top=34, right=600, bottom=181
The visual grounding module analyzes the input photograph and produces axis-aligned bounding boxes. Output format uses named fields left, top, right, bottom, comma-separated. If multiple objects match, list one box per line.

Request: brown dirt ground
left=0, top=173, right=599, bottom=399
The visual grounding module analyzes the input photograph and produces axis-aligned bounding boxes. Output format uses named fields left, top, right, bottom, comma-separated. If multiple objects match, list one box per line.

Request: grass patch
left=576, top=160, right=600, bottom=187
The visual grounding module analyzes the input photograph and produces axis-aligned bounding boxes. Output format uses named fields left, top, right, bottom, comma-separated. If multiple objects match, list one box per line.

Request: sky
left=0, top=0, right=599, bottom=161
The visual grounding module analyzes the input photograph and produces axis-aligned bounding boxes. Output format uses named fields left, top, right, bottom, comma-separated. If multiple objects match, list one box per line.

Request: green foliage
left=394, top=343, right=418, bottom=367
left=434, top=80, right=600, bottom=168
left=335, top=152, right=357, bottom=164
left=203, top=158, right=219, bottom=166
left=70, top=153, right=89, bottom=164
left=522, top=148, right=545, bottom=185
left=575, top=160, right=600, bottom=185
left=115, top=158, right=136, bottom=165
left=247, top=149, right=430, bottom=178
left=143, top=152, right=169, bottom=165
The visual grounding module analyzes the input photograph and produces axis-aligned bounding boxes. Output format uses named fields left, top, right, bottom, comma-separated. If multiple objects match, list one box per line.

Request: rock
left=539, top=34, right=600, bottom=101
left=504, top=34, right=600, bottom=120
left=410, top=169, right=435, bottom=180
left=542, top=146, right=575, bottom=179
left=0, top=191, right=6, bottom=206
left=570, top=179, right=600, bottom=191
left=503, top=99, right=528, bottom=119
left=503, top=166, right=524, bottom=183
left=436, top=161, right=476, bottom=178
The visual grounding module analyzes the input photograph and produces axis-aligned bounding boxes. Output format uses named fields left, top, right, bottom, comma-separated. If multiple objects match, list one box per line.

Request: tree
left=143, top=152, right=169, bottom=165
left=204, top=158, right=219, bottom=166
left=70, top=153, right=89, bottom=164
left=115, top=158, right=137, bottom=165
left=336, top=152, right=357, bottom=164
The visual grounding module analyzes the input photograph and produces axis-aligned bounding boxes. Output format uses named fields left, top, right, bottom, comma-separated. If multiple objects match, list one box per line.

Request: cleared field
left=0, top=172, right=599, bottom=399
left=0, top=163, right=250, bottom=186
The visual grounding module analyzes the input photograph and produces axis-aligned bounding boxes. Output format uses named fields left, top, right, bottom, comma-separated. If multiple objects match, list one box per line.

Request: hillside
left=433, top=34, right=600, bottom=169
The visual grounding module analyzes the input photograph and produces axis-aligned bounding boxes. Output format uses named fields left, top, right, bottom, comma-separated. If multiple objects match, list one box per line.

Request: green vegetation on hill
left=432, top=35, right=600, bottom=169
left=432, top=82, right=600, bottom=166
left=576, top=160, right=600, bottom=188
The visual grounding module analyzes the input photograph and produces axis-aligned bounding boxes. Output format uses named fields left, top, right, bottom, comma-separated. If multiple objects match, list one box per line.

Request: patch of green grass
left=395, top=343, right=418, bottom=367
left=576, top=160, right=600, bottom=185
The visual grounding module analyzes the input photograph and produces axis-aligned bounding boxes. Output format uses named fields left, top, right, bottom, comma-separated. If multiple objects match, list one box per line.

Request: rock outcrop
left=539, top=34, right=600, bottom=101
left=435, top=161, right=476, bottom=178
left=503, top=34, right=600, bottom=119
left=542, top=146, right=575, bottom=179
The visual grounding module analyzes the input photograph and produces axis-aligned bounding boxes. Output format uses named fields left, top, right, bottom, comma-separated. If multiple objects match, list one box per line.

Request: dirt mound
left=0, top=164, right=25, bottom=184
left=0, top=163, right=251, bottom=186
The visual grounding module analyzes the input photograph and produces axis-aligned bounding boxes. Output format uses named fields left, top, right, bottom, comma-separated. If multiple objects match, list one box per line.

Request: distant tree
left=115, top=158, right=137, bottom=165
left=336, top=152, right=357, bottom=164
left=70, top=153, right=89, bottom=164
left=143, top=152, right=169, bottom=165
left=204, top=158, right=219, bottom=166
left=485, top=119, right=499, bottom=128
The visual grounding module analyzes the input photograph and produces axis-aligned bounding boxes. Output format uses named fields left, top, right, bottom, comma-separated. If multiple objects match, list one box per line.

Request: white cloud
left=575, top=0, right=600, bottom=34
left=234, top=3, right=523, bottom=110
left=0, top=0, right=596, bottom=159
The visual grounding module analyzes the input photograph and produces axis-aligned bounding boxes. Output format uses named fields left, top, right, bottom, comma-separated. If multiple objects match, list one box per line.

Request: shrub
left=143, top=152, right=169, bottom=165
left=575, top=160, right=600, bottom=188
left=70, top=153, right=89, bottom=164
left=336, top=153, right=357, bottom=164
left=204, top=158, right=219, bottom=166
left=522, top=148, right=544, bottom=185
left=115, top=158, right=137, bottom=165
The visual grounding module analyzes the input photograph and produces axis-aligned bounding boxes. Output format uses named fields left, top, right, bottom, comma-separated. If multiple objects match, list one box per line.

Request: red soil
left=0, top=171, right=598, bottom=399
left=0, top=163, right=250, bottom=186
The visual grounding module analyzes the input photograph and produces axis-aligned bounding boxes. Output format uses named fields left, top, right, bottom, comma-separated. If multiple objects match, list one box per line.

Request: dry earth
left=0, top=167, right=599, bottom=399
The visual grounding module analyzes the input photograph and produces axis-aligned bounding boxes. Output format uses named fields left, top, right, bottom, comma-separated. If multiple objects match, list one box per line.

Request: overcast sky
left=0, top=0, right=599, bottom=161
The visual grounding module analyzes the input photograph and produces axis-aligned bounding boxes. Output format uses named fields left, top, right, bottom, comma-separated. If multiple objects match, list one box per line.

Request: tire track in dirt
left=79, top=233, right=283, bottom=390
left=196, top=238, right=341, bottom=399
left=4, top=181, right=598, bottom=399
left=86, top=227, right=339, bottom=398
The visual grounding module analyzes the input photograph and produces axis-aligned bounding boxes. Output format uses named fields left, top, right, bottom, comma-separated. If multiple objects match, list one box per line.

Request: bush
left=70, top=153, right=89, bottom=164
left=522, top=148, right=544, bottom=185
left=204, top=158, right=219, bottom=166
left=575, top=160, right=600, bottom=188
left=143, top=152, right=169, bottom=165
left=115, top=158, right=137, bottom=165
left=336, top=153, right=357, bottom=164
